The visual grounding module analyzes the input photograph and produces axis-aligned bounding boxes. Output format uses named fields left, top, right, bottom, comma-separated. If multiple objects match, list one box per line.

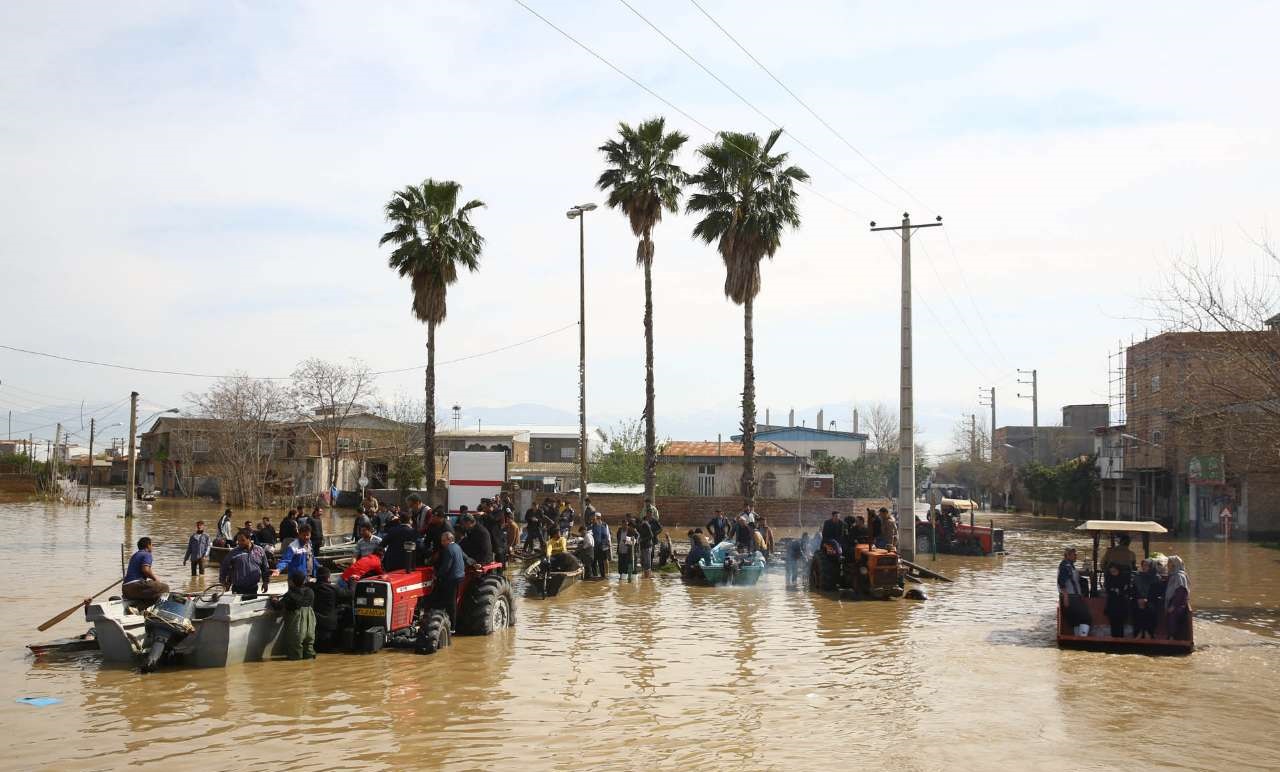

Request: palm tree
left=597, top=117, right=688, bottom=503
left=686, top=129, right=808, bottom=507
left=379, top=179, right=485, bottom=496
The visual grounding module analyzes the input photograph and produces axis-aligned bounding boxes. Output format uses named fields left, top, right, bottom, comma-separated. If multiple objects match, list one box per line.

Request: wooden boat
left=1056, top=520, right=1193, bottom=655
left=681, top=542, right=766, bottom=587
left=27, top=632, right=98, bottom=657
left=524, top=558, right=583, bottom=597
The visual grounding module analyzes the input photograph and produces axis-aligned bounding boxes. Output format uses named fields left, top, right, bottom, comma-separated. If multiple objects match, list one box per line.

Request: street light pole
left=567, top=202, right=597, bottom=518
left=871, top=213, right=943, bottom=561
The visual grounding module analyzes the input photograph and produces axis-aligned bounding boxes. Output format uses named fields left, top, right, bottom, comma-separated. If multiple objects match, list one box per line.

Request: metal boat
left=86, top=586, right=287, bottom=668
left=681, top=541, right=766, bottom=586
left=524, top=558, right=583, bottom=597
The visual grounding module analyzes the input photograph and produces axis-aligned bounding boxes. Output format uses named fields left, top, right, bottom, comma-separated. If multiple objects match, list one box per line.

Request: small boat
left=27, top=631, right=98, bottom=657
left=681, top=541, right=766, bottom=587
left=210, top=534, right=354, bottom=567
left=86, top=585, right=287, bottom=669
left=524, top=556, right=583, bottom=597
left=1056, top=520, right=1193, bottom=655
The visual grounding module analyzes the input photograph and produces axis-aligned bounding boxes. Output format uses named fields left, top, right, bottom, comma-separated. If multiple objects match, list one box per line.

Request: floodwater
left=2, top=494, right=1278, bottom=771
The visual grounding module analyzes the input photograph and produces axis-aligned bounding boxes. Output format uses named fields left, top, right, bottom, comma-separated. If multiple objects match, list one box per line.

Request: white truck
left=446, top=450, right=507, bottom=515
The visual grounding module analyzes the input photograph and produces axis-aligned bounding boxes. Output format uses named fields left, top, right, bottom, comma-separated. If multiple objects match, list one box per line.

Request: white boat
left=86, top=587, right=287, bottom=668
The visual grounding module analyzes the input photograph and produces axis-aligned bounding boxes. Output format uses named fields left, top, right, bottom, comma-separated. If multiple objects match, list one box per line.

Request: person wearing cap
left=122, top=537, right=169, bottom=603
left=182, top=520, right=211, bottom=576
left=458, top=512, right=494, bottom=566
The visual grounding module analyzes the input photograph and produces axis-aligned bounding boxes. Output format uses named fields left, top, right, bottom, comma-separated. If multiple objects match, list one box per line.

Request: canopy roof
left=1075, top=520, right=1167, bottom=534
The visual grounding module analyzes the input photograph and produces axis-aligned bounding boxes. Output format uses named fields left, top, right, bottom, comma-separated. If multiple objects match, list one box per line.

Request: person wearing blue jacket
left=429, top=531, right=466, bottom=632
left=275, top=524, right=315, bottom=578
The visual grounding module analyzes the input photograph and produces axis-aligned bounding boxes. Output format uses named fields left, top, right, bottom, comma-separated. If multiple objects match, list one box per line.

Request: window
left=358, top=439, right=373, bottom=450
left=1152, top=430, right=1163, bottom=444
left=560, top=446, right=577, bottom=460
left=1128, top=383, right=1137, bottom=398
left=193, top=437, right=209, bottom=453
left=697, top=464, right=716, bottom=496
left=337, top=438, right=351, bottom=452
left=760, top=472, right=777, bottom=498
left=1151, top=375, right=1161, bottom=393
left=810, top=449, right=829, bottom=460
left=257, top=437, right=274, bottom=455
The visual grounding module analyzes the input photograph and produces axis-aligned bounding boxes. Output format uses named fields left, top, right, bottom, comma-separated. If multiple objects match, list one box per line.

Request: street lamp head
left=578, top=203, right=597, bottom=212
left=566, top=209, right=580, bottom=220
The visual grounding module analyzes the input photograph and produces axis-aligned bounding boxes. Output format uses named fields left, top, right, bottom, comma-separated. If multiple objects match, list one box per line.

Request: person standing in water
left=182, top=520, right=211, bottom=576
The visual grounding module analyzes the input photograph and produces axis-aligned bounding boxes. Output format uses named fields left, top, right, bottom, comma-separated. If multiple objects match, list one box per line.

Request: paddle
left=37, top=578, right=123, bottom=632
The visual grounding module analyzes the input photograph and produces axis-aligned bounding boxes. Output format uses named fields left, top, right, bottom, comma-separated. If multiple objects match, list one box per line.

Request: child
left=273, top=570, right=316, bottom=660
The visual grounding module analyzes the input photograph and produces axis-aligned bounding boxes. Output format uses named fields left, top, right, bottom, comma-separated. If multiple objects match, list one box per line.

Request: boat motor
left=140, top=593, right=196, bottom=673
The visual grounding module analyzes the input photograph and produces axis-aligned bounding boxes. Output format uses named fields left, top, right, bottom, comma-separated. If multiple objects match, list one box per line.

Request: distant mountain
left=456, top=403, right=578, bottom=427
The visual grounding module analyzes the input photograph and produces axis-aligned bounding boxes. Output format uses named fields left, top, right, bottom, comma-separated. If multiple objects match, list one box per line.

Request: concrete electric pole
left=125, top=391, right=138, bottom=518
left=566, top=202, right=596, bottom=517
left=979, top=386, right=995, bottom=461
left=86, top=417, right=95, bottom=504
left=871, top=212, right=943, bottom=561
left=1017, top=369, right=1038, bottom=463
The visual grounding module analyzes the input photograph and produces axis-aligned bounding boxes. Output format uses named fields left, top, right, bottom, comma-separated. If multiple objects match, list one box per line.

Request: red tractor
left=353, top=562, right=514, bottom=654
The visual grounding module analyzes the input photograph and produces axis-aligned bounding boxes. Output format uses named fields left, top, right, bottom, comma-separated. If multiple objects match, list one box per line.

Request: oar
left=38, top=578, right=123, bottom=631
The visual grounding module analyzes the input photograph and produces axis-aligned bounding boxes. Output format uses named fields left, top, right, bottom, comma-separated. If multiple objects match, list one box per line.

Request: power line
left=942, top=228, right=1011, bottom=368
left=0, top=322, right=578, bottom=382
left=510, top=0, right=861, bottom=218
left=688, top=0, right=932, bottom=215
left=914, top=236, right=1006, bottom=372
left=616, top=0, right=888, bottom=213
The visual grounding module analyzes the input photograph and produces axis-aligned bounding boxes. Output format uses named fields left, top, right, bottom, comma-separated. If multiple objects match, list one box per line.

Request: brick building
left=1122, top=331, right=1280, bottom=538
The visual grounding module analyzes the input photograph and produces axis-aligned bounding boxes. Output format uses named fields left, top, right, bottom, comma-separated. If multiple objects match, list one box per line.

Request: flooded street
left=3, top=495, right=1279, bottom=771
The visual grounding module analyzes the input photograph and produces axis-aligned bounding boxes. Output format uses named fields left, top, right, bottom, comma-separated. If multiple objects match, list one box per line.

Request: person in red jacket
left=339, top=543, right=385, bottom=589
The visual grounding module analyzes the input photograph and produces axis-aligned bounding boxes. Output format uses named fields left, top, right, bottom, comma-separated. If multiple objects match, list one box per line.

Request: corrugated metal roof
left=659, top=440, right=794, bottom=458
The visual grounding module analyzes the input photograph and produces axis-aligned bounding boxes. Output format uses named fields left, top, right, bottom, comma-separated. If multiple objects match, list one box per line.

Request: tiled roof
left=660, top=440, right=794, bottom=458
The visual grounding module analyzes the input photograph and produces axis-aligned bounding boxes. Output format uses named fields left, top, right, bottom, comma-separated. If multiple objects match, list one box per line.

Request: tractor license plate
left=355, top=608, right=385, bottom=617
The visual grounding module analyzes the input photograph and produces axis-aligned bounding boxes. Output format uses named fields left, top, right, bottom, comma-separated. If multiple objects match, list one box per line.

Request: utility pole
left=1017, top=369, right=1038, bottom=463
left=125, top=391, right=138, bottom=518
left=871, top=212, right=943, bottom=561
left=51, top=423, right=62, bottom=489
left=969, top=413, right=978, bottom=462
left=567, top=202, right=596, bottom=517
left=979, top=387, right=995, bottom=461
left=86, top=417, right=96, bottom=504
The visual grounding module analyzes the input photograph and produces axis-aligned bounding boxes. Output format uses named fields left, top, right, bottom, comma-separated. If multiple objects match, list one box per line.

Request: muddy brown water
left=2, top=494, right=1278, bottom=771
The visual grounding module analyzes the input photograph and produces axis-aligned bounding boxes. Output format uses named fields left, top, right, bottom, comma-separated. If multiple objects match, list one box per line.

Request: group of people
left=683, top=504, right=775, bottom=569
left=1057, top=534, right=1192, bottom=640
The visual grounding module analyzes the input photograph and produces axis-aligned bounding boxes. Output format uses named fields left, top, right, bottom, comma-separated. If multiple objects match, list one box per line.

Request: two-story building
left=658, top=440, right=811, bottom=498
left=732, top=424, right=867, bottom=462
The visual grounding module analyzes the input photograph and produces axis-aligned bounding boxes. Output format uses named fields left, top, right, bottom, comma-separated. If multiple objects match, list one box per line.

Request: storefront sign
left=1188, top=455, right=1225, bottom=485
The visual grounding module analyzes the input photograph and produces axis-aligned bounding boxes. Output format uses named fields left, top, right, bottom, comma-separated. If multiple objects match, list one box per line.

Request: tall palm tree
left=379, top=179, right=485, bottom=496
left=597, top=117, right=688, bottom=502
left=686, top=129, right=808, bottom=507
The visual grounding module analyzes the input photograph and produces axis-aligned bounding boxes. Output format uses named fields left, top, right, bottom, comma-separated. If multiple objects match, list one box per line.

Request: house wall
left=767, top=437, right=865, bottom=461
left=660, top=458, right=809, bottom=498
left=530, top=436, right=580, bottom=463
left=581, top=493, right=892, bottom=527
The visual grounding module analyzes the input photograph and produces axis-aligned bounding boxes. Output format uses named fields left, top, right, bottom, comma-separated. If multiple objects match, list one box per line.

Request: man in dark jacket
left=523, top=506, right=545, bottom=554
left=381, top=516, right=421, bottom=572
left=422, top=509, right=455, bottom=559
left=279, top=510, right=299, bottom=543
left=706, top=510, right=731, bottom=544
left=481, top=503, right=508, bottom=564
left=458, top=513, right=494, bottom=566
left=821, top=511, right=844, bottom=545
left=311, top=565, right=349, bottom=652
left=430, top=531, right=467, bottom=631
left=308, top=506, right=326, bottom=554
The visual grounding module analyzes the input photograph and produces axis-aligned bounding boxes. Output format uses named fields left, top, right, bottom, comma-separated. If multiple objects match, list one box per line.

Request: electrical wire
left=616, top=0, right=889, bottom=213
left=688, top=0, right=933, bottom=215
left=511, top=0, right=861, bottom=219
left=0, top=322, right=578, bottom=382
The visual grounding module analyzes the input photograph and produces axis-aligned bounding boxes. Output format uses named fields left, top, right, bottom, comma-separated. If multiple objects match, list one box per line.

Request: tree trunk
left=424, top=320, right=437, bottom=500
left=643, top=234, right=657, bottom=501
left=741, top=294, right=756, bottom=507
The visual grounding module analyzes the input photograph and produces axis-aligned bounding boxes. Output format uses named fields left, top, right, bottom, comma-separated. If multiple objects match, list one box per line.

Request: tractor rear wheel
left=415, top=608, right=451, bottom=655
left=459, top=574, right=515, bottom=636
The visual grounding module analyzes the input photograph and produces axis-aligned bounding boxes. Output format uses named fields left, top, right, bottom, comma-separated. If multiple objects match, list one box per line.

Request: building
left=732, top=424, right=867, bottom=462
left=658, top=440, right=811, bottom=498
left=138, top=417, right=221, bottom=497
left=70, top=457, right=112, bottom=486
left=993, top=404, right=1108, bottom=468
left=1120, top=331, right=1280, bottom=538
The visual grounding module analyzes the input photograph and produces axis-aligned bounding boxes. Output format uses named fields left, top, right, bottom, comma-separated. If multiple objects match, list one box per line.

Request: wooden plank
left=900, top=557, right=953, bottom=582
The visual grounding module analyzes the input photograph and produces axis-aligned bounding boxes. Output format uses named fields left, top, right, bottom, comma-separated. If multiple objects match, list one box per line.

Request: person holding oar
left=122, top=537, right=170, bottom=605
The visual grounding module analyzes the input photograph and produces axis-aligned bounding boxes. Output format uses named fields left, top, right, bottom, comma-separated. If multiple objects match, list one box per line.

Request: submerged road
left=2, top=495, right=1278, bottom=771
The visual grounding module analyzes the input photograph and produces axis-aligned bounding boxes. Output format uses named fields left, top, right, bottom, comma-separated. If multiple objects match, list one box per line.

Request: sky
left=1, top=1, right=1277, bottom=458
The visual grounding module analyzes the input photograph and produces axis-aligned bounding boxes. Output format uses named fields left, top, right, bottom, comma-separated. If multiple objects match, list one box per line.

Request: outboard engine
left=140, top=593, right=196, bottom=673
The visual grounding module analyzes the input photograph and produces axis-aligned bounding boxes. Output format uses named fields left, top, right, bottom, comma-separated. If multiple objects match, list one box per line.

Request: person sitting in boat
left=340, top=542, right=384, bottom=590
left=276, top=524, right=315, bottom=578
left=458, top=513, right=494, bottom=567
left=354, top=523, right=382, bottom=558
left=122, top=537, right=170, bottom=605
left=1164, top=555, right=1191, bottom=640
left=1058, top=547, right=1092, bottom=636
left=221, top=529, right=272, bottom=595
left=731, top=516, right=755, bottom=553
left=1131, top=558, right=1164, bottom=639
left=685, top=532, right=712, bottom=570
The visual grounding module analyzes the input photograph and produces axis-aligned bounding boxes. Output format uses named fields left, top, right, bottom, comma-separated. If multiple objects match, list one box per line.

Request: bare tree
left=290, top=358, right=376, bottom=490
left=373, top=395, right=426, bottom=494
left=950, top=415, right=991, bottom=462
left=865, top=402, right=899, bottom=455
left=187, top=374, right=291, bottom=507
